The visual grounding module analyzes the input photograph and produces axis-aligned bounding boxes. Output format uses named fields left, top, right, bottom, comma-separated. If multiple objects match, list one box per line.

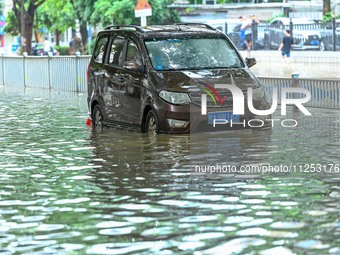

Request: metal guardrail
left=258, top=75, right=340, bottom=109
left=228, top=19, right=339, bottom=51
left=0, top=54, right=91, bottom=92
left=1, top=55, right=340, bottom=109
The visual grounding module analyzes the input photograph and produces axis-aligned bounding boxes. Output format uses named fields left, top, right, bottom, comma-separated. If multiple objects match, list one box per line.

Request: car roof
left=272, top=17, right=315, bottom=25
left=99, top=24, right=222, bottom=38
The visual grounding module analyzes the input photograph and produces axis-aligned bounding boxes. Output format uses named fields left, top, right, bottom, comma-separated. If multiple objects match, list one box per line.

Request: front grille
left=190, top=89, right=247, bottom=107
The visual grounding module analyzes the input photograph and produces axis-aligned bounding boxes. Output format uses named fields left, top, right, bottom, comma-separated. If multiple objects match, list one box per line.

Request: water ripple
left=1, top=88, right=339, bottom=254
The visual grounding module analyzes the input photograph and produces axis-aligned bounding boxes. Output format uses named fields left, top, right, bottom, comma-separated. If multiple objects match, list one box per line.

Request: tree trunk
left=79, top=23, right=88, bottom=53
left=13, top=0, right=46, bottom=55
left=55, top=30, right=60, bottom=46
left=323, top=0, right=331, bottom=15
left=24, top=16, right=34, bottom=54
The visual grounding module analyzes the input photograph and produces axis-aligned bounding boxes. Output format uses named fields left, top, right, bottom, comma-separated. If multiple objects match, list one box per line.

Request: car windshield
left=144, top=36, right=243, bottom=71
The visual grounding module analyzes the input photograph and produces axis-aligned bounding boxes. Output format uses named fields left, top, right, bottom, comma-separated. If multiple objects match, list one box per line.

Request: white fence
left=0, top=55, right=91, bottom=92
left=1, top=55, right=340, bottom=109
left=258, top=76, right=340, bottom=109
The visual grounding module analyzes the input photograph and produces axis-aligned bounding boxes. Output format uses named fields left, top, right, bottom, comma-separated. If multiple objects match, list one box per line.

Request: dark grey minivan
left=87, top=24, right=271, bottom=134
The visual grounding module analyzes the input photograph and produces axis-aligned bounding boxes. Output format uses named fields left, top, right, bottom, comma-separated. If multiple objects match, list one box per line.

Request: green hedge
left=55, top=46, right=69, bottom=55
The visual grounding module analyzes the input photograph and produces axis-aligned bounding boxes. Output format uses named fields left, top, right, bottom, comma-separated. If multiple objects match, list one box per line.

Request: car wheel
left=145, top=110, right=159, bottom=135
left=92, top=105, right=104, bottom=130
left=319, top=41, right=325, bottom=51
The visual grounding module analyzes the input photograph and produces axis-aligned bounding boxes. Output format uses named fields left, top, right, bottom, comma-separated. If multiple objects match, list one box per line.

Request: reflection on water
left=0, top=86, right=339, bottom=254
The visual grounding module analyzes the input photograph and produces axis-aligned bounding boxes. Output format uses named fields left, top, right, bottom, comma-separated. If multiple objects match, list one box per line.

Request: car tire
left=92, top=105, right=104, bottom=130
left=145, top=110, right=159, bottom=135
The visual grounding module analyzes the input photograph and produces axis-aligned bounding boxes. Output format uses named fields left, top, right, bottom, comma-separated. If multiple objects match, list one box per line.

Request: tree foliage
left=322, top=11, right=340, bottom=22
left=69, top=0, right=96, bottom=52
left=3, top=11, right=19, bottom=35
left=4, top=0, right=179, bottom=54
left=91, top=0, right=180, bottom=27
left=38, top=0, right=75, bottom=33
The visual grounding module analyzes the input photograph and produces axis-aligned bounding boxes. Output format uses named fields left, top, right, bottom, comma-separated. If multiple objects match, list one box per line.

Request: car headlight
left=159, top=90, right=191, bottom=104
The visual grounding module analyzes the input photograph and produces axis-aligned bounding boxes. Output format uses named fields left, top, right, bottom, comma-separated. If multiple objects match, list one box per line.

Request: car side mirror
left=245, top=57, right=256, bottom=68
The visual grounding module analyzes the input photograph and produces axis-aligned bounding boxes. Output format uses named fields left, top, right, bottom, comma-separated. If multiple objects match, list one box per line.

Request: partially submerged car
left=87, top=24, right=271, bottom=134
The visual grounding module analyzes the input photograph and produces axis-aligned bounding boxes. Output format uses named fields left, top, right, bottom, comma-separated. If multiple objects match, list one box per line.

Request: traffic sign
left=134, top=0, right=152, bottom=18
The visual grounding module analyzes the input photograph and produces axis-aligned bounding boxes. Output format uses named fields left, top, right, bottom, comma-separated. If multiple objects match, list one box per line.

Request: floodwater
left=0, top=86, right=340, bottom=255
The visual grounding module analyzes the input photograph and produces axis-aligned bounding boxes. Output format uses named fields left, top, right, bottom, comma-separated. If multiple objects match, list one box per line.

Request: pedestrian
left=250, top=14, right=260, bottom=25
left=240, top=15, right=252, bottom=55
left=239, top=16, right=246, bottom=50
left=278, top=30, right=294, bottom=64
left=43, top=37, right=51, bottom=55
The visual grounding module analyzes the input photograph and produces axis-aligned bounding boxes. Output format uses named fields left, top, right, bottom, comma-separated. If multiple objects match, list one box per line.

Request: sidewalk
left=243, top=50, right=340, bottom=64
left=243, top=50, right=340, bottom=79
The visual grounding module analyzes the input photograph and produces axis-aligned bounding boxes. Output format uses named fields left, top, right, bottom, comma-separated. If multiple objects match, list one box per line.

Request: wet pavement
left=0, top=85, right=340, bottom=255
left=241, top=50, right=340, bottom=79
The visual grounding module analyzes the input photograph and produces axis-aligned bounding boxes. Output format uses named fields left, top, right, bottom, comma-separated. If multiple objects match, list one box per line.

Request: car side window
left=108, top=36, right=126, bottom=66
left=272, top=21, right=280, bottom=27
left=93, top=36, right=108, bottom=63
left=125, top=41, right=142, bottom=67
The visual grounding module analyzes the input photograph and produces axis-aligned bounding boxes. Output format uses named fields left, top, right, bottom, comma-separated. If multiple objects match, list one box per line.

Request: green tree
left=69, top=0, right=96, bottom=53
left=148, top=0, right=180, bottom=25
left=91, top=0, right=179, bottom=27
left=3, top=11, right=19, bottom=35
left=6, top=0, right=178, bottom=54
left=10, top=0, right=46, bottom=54
left=38, top=0, right=75, bottom=45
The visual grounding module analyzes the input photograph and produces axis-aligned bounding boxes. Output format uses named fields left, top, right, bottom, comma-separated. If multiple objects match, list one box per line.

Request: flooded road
left=242, top=50, right=340, bottom=79
left=0, top=86, right=339, bottom=254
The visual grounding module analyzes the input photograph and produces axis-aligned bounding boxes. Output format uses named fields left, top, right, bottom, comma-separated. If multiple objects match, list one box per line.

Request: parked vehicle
left=31, top=43, right=59, bottom=56
left=87, top=24, right=272, bottom=134
left=206, top=19, right=265, bottom=50
left=320, top=19, right=340, bottom=51
left=227, top=23, right=265, bottom=50
left=264, top=17, right=321, bottom=50
left=205, top=19, right=241, bottom=35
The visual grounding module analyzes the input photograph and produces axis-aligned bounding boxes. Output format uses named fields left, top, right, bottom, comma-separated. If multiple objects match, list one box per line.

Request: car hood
left=151, top=68, right=260, bottom=92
